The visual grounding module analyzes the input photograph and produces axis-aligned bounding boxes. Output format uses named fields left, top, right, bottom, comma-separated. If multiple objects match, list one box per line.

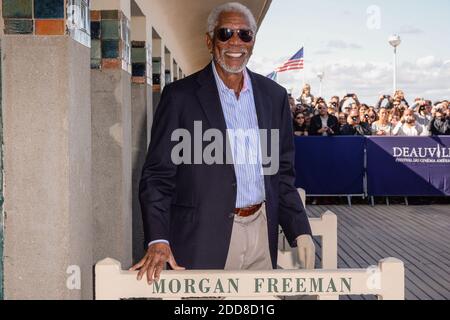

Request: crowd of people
left=290, top=84, right=450, bottom=137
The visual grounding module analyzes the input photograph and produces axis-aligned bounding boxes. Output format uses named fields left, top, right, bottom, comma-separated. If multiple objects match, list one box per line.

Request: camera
left=352, top=116, right=359, bottom=122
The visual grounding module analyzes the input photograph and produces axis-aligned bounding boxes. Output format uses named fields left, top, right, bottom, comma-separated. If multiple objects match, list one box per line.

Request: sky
left=247, top=0, right=450, bottom=105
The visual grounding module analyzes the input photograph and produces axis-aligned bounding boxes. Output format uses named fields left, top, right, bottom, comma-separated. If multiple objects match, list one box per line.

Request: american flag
left=275, top=47, right=304, bottom=72
left=266, top=71, right=278, bottom=81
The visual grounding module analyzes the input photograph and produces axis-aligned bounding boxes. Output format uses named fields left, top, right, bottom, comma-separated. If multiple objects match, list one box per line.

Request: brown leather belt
left=234, top=202, right=263, bottom=217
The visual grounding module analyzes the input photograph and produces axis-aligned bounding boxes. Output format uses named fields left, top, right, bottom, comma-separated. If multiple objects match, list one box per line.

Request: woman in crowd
left=367, top=108, right=378, bottom=126
left=298, top=84, right=315, bottom=110
left=371, top=107, right=392, bottom=136
left=293, top=111, right=309, bottom=136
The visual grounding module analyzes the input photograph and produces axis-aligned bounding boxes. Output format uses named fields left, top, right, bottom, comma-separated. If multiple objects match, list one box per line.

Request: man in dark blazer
left=308, top=101, right=340, bottom=136
left=131, top=2, right=314, bottom=284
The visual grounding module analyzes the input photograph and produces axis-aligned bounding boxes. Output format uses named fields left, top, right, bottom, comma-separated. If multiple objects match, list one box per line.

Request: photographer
left=414, top=99, right=432, bottom=127
left=329, top=96, right=340, bottom=112
left=393, top=90, right=410, bottom=108
left=340, top=110, right=372, bottom=136
left=376, top=95, right=394, bottom=110
left=427, top=105, right=450, bottom=136
left=340, top=93, right=361, bottom=112
left=308, top=101, right=339, bottom=136
left=392, top=109, right=429, bottom=136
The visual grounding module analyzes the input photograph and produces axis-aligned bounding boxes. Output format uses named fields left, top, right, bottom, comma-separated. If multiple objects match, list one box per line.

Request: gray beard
left=214, top=51, right=250, bottom=74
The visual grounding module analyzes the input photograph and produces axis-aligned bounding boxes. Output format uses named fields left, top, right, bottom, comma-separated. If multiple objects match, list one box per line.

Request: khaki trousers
left=224, top=203, right=273, bottom=270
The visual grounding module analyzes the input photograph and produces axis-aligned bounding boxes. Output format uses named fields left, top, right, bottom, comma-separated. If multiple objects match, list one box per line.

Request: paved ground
left=307, top=204, right=450, bottom=300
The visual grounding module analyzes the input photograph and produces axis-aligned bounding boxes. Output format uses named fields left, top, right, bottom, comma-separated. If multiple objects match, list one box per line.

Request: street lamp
left=388, top=34, right=401, bottom=93
left=317, top=71, right=325, bottom=97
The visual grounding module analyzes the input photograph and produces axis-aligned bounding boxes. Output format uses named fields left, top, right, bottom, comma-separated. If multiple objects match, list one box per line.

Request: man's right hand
left=129, top=243, right=185, bottom=285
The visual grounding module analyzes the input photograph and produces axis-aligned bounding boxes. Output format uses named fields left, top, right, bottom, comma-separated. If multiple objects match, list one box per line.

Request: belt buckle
left=235, top=202, right=262, bottom=217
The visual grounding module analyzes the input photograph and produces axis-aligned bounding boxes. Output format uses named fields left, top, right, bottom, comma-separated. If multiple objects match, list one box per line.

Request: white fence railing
left=278, top=188, right=337, bottom=269
left=95, top=189, right=404, bottom=300
left=278, top=210, right=338, bottom=270
left=95, top=257, right=404, bottom=300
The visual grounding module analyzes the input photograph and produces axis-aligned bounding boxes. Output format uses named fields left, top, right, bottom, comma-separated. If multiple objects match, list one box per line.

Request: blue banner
left=294, top=137, right=365, bottom=195
left=366, top=136, right=450, bottom=196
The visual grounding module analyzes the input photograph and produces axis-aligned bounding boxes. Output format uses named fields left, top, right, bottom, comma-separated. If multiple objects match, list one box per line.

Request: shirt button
left=232, top=183, right=237, bottom=188
left=229, top=213, right=235, bottom=219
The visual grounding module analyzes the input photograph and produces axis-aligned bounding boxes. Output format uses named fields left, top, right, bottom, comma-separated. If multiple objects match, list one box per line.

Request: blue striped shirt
left=211, top=62, right=266, bottom=208
left=148, top=63, right=267, bottom=247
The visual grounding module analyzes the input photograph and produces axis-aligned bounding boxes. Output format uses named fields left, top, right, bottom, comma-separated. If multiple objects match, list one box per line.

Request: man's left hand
left=297, top=235, right=316, bottom=269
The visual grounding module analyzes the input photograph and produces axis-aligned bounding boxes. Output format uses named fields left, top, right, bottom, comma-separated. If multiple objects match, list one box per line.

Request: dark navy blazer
left=139, top=63, right=312, bottom=269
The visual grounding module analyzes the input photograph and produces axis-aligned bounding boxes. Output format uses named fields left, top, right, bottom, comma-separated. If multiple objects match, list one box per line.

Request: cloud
left=399, top=25, right=423, bottom=35
left=314, top=49, right=333, bottom=55
left=248, top=55, right=450, bottom=104
left=416, top=56, right=443, bottom=69
left=325, top=40, right=362, bottom=50
left=313, top=40, right=363, bottom=55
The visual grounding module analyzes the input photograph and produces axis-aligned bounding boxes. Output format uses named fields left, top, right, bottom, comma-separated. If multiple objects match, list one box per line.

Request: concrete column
left=164, top=49, right=173, bottom=85
left=152, top=36, right=164, bottom=111
left=90, top=1, right=133, bottom=268
left=2, top=36, right=92, bottom=299
left=173, top=60, right=178, bottom=81
left=130, top=12, right=152, bottom=263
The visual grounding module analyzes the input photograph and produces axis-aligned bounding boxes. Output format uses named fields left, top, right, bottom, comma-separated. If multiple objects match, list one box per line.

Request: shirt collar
left=211, top=61, right=252, bottom=95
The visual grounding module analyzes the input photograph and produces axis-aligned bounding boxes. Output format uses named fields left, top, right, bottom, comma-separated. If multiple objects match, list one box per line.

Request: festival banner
left=366, top=136, right=450, bottom=196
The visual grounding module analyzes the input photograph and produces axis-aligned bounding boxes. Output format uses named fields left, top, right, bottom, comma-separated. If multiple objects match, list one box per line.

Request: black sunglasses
left=215, top=28, right=254, bottom=43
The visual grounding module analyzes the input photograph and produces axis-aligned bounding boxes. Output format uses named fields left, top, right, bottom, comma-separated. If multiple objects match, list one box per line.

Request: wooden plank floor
left=307, top=204, right=450, bottom=300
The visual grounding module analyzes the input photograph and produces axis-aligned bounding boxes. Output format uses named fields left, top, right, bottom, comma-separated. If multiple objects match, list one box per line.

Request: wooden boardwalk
left=307, top=204, right=450, bottom=300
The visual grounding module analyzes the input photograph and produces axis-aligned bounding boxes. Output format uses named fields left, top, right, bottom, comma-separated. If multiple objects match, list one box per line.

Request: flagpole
left=302, top=43, right=305, bottom=90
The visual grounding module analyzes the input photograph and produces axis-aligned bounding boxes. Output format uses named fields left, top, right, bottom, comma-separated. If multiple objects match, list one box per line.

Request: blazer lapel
left=248, top=69, right=272, bottom=131
left=195, top=63, right=228, bottom=135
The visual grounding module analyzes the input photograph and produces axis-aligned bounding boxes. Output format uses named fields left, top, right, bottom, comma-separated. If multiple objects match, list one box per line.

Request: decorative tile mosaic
left=101, top=58, right=121, bottom=69
left=131, top=41, right=148, bottom=83
left=90, top=9, right=130, bottom=73
left=152, top=58, right=162, bottom=85
left=3, top=0, right=91, bottom=47
left=101, top=20, right=119, bottom=40
left=34, top=0, right=65, bottom=19
left=101, top=10, right=118, bottom=20
left=91, top=39, right=101, bottom=60
left=2, top=0, right=33, bottom=18
left=101, top=40, right=119, bottom=59
left=152, top=74, right=161, bottom=86
left=35, top=19, right=65, bottom=35
left=131, top=47, right=146, bottom=64
left=91, top=59, right=101, bottom=69
left=132, top=63, right=146, bottom=77
left=90, top=10, right=100, bottom=21
left=90, top=21, right=100, bottom=39
left=4, top=19, right=33, bottom=34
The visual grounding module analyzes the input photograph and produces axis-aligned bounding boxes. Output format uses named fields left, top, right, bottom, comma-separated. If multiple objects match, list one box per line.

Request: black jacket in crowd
left=428, top=117, right=450, bottom=136
left=340, top=122, right=372, bottom=136
left=308, top=114, right=340, bottom=136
